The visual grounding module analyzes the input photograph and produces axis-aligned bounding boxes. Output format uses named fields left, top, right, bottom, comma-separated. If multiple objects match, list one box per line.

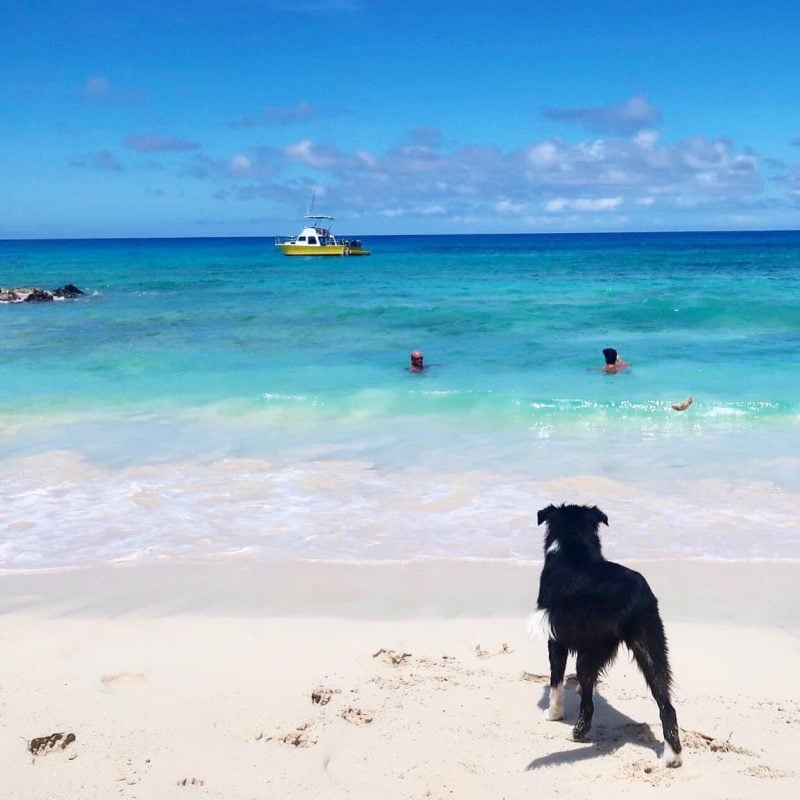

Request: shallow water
left=2, top=232, right=799, bottom=570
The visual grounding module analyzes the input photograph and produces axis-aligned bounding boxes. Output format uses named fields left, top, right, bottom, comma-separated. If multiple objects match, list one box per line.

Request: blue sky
left=2, top=0, right=800, bottom=238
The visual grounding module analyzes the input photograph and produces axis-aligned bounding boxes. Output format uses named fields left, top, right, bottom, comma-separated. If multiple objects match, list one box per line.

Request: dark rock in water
left=24, top=288, right=54, bottom=303
left=1, top=284, right=85, bottom=303
left=52, top=284, right=85, bottom=298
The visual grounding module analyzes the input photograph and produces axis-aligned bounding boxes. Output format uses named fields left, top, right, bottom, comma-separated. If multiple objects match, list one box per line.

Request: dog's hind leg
left=627, top=626, right=683, bottom=767
left=572, top=640, right=618, bottom=741
left=546, top=639, right=568, bottom=720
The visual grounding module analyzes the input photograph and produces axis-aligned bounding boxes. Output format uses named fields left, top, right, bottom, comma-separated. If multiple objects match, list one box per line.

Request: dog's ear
left=592, top=506, right=609, bottom=527
left=537, top=505, right=556, bottom=526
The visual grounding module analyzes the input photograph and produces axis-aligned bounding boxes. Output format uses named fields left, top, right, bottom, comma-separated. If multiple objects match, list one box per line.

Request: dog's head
left=537, top=503, right=608, bottom=559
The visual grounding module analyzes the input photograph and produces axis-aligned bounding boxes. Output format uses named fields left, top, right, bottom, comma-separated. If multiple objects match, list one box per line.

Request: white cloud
left=283, top=139, right=345, bottom=169
left=355, top=150, right=378, bottom=168
left=545, top=197, right=623, bottom=212
left=285, top=130, right=760, bottom=224
left=182, top=120, right=772, bottom=229
left=230, top=154, right=253, bottom=175
left=634, top=130, right=660, bottom=149
left=525, top=140, right=564, bottom=170
left=496, top=198, right=527, bottom=213
left=186, top=151, right=271, bottom=181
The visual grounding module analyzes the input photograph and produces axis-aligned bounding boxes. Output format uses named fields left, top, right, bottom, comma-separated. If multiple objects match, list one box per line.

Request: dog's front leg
left=546, top=639, right=568, bottom=720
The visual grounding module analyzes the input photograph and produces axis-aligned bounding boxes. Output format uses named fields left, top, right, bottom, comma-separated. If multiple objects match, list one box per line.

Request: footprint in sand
left=29, top=732, right=77, bottom=757
left=680, top=728, right=756, bottom=756
left=177, top=777, right=206, bottom=787
left=311, top=687, right=341, bottom=706
left=372, top=648, right=412, bottom=666
left=340, top=707, right=374, bottom=725
left=474, top=643, right=513, bottom=658
left=260, top=722, right=318, bottom=747
left=100, top=672, right=147, bottom=692
left=520, top=671, right=549, bottom=683
left=741, top=764, right=795, bottom=779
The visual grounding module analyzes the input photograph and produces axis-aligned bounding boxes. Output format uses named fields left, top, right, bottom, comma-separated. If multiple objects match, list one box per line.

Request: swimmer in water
left=600, top=347, right=631, bottom=374
left=408, top=350, right=425, bottom=372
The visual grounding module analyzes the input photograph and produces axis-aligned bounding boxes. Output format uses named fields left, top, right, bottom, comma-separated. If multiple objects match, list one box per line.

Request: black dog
left=533, top=504, right=682, bottom=767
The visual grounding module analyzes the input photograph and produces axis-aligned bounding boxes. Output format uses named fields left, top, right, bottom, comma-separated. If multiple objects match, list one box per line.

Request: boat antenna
left=307, top=190, right=316, bottom=216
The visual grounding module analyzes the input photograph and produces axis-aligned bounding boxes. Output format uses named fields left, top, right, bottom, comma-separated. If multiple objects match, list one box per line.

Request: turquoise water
left=2, top=232, right=800, bottom=570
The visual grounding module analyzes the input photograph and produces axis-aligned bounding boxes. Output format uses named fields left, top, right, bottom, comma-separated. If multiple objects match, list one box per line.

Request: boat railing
left=274, top=234, right=341, bottom=246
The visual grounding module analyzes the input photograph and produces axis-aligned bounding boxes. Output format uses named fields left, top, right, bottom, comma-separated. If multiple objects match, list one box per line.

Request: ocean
left=2, top=231, right=799, bottom=572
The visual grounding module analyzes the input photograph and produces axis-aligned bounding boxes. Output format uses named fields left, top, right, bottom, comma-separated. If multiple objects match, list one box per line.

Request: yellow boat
left=274, top=214, right=370, bottom=256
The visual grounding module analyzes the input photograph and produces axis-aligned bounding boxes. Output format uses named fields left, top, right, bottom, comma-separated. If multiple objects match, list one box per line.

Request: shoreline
left=2, top=558, right=798, bottom=630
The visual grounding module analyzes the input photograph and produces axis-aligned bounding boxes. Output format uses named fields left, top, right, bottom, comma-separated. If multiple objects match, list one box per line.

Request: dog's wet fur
left=535, top=503, right=682, bottom=767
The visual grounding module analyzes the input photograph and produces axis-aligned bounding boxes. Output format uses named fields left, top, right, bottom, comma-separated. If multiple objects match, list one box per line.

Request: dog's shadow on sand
left=526, top=684, right=663, bottom=770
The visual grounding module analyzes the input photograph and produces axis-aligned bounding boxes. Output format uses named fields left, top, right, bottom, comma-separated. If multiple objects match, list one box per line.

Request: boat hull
left=276, top=243, right=370, bottom=256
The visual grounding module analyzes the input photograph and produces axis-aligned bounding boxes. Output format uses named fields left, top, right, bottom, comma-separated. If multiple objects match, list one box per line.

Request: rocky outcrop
left=0, top=284, right=85, bottom=303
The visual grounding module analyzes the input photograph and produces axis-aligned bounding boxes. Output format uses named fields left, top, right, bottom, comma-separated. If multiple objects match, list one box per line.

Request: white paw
left=545, top=683, right=564, bottom=720
left=661, top=743, right=682, bottom=768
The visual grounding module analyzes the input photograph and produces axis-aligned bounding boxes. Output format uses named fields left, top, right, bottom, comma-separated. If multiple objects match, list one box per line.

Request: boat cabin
left=294, top=224, right=336, bottom=247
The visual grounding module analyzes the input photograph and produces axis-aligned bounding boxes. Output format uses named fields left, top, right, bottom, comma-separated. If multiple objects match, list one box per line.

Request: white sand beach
left=2, top=560, right=799, bottom=799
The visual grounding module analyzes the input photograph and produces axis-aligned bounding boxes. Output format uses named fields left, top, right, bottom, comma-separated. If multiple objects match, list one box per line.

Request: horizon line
left=2, top=228, right=800, bottom=244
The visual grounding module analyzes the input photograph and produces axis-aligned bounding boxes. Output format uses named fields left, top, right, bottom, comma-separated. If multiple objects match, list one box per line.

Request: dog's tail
left=526, top=608, right=554, bottom=640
